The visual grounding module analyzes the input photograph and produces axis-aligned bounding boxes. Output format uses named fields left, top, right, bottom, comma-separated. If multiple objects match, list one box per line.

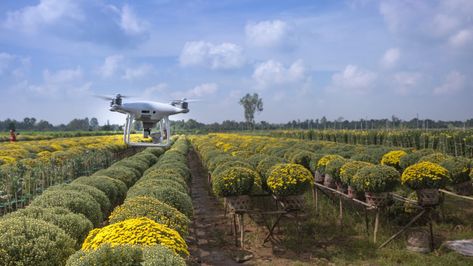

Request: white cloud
left=28, top=67, right=90, bottom=96
left=433, top=71, right=465, bottom=95
left=253, top=59, right=306, bottom=89
left=0, top=52, right=31, bottom=77
left=123, top=64, right=153, bottom=80
left=3, top=0, right=82, bottom=33
left=119, top=4, right=146, bottom=35
left=143, top=83, right=168, bottom=98
left=179, top=41, right=245, bottom=69
left=99, top=55, right=123, bottom=78
left=393, top=72, right=422, bottom=95
left=381, top=48, right=400, bottom=68
left=188, top=83, right=218, bottom=97
left=0, top=53, right=15, bottom=74
left=172, top=83, right=218, bottom=99
left=330, top=65, right=377, bottom=94
left=449, top=29, right=473, bottom=47
left=245, top=20, right=288, bottom=47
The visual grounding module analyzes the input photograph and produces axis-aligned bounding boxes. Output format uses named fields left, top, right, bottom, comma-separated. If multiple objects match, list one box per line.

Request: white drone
left=99, top=94, right=191, bottom=147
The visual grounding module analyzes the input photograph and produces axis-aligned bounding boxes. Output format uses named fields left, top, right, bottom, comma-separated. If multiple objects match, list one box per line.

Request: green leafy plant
left=352, top=165, right=400, bottom=192
left=0, top=217, right=76, bottom=266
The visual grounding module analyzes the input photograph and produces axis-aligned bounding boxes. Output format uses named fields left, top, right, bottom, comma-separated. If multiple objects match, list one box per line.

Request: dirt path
left=187, top=149, right=241, bottom=266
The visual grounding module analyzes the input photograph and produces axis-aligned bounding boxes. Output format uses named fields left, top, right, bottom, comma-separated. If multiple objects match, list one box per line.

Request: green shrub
left=110, top=196, right=190, bottom=237
left=325, top=158, right=348, bottom=182
left=144, top=147, right=165, bottom=157
left=47, top=184, right=111, bottom=215
left=339, top=160, right=373, bottom=186
left=352, top=165, right=400, bottom=192
left=316, top=154, right=345, bottom=175
left=212, top=166, right=257, bottom=197
left=113, top=158, right=149, bottom=174
left=94, top=166, right=141, bottom=188
left=248, top=154, right=268, bottom=168
left=2, top=206, right=92, bottom=246
left=256, top=156, right=285, bottom=184
left=419, top=153, right=450, bottom=164
left=0, top=217, right=76, bottom=266
left=133, top=179, right=188, bottom=194
left=66, top=244, right=186, bottom=266
left=72, top=175, right=127, bottom=206
left=399, top=149, right=435, bottom=170
left=290, top=151, right=316, bottom=171
left=148, top=163, right=191, bottom=182
left=134, top=152, right=159, bottom=166
left=30, top=190, right=103, bottom=227
left=267, top=163, right=312, bottom=196
left=308, top=153, right=327, bottom=173
left=140, top=172, right=188, bottom=190
left=440, top=156, right=471, bottom=185
left=144, top=167, right=188, bottom=182
left=208, top=154, right=233, bottom=172
left=127, top=187, right=193, bottom=218
left=211, top=160, right=252, bottom=178
left=350, top=152, right=378, bottom=164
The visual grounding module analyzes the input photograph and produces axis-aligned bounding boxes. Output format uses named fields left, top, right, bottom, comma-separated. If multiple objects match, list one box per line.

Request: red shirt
left=9, top=132, right=16, bottom=142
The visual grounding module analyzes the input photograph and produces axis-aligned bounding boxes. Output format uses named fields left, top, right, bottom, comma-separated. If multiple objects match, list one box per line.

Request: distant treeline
left=0, top=117, right=122, bottom=131
left=171, top=117, right=473, bottom=132
left=2, top=116, right=473, bottom=133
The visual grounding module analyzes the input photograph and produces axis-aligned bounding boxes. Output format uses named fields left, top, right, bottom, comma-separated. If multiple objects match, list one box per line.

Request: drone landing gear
left=123, top=115, right=172, bottom=147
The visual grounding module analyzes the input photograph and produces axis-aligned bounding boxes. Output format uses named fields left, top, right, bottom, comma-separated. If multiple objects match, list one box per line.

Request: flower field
left=188, top=133, right=473, bottom=264
left=268, top=129, right=473, bottom=158
left=0, top=132, right=472, bottom=265
left=0, top=135, right=149, bottom=212
left=0, top=136, right=193, bottom=265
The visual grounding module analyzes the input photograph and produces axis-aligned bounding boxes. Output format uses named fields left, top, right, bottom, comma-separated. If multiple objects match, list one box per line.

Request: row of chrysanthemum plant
left=0, top=144, right=167, bottom=265
left=190, top=135, right=314, bottom=211
left=191, top=134, right=473, bottom=210
left=65, top=137, right=192, bottom=265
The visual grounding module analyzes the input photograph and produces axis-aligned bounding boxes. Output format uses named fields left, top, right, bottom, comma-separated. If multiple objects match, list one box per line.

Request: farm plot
left=0, top=136, right=194, bottom=265
left=0, top=134, right=147, bottom=213
left=188, top=133, right=473, bottom=265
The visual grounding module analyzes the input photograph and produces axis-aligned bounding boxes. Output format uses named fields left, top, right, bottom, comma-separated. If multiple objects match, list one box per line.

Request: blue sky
left=0, top=0, right=472, bottom=125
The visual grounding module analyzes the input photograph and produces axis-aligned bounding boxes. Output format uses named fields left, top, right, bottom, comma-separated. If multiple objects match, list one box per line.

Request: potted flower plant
left=317, top=154, right=344, bottom=188
left=325, top=158, right=348, bottom=193
left=267, top=163, right=313, bottom=210
left=212, top=166, right=258, bottom=211
left=339, top=160, right=373, bottom=199
left=401, top=161, right=450, bottom=206
left=381, top=150, right=408, bottom=172
left=440, top=157, right=472, bottom=195
left=352, top=165, right=400, bottom=207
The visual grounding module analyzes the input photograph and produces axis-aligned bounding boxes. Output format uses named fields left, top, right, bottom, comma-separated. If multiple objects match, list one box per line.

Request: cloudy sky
left=0, top=0, right=472, bottom=125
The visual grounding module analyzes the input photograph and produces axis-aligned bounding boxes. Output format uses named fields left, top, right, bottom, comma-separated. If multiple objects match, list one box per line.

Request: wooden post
left=338, top=196, right=343, bottom=229
left=315, top=187, right=319, bottom=213
left=428, top=210, right=434, bottom=251
left=364, top=208, right=370, bottom=236
left=233, top=213, right=238, bottom=246
left=240, top=213, right=245, bottom=249
left=373, top=209, right=380, bottom=243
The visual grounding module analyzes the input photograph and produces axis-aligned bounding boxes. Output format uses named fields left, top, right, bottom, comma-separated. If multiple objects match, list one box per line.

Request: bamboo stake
left=373, top=210, right=379, bottom=243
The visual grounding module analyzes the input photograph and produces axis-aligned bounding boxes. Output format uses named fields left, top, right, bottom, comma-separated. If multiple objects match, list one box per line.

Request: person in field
left=9, top=129, right=17, bottom=142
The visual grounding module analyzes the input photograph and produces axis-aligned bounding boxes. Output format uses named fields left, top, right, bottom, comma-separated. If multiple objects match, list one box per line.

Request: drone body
left=105, top=94, right=190, bottom=147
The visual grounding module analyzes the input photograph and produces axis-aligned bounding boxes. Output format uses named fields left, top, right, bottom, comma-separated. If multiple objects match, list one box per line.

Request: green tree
left=239, top=93, right=263, bottom=128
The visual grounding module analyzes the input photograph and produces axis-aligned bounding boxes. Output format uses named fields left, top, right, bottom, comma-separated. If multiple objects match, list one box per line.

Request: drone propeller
left=94, top=94, right=133, bottom=101
left=172, top=98, right=201, bottom=103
